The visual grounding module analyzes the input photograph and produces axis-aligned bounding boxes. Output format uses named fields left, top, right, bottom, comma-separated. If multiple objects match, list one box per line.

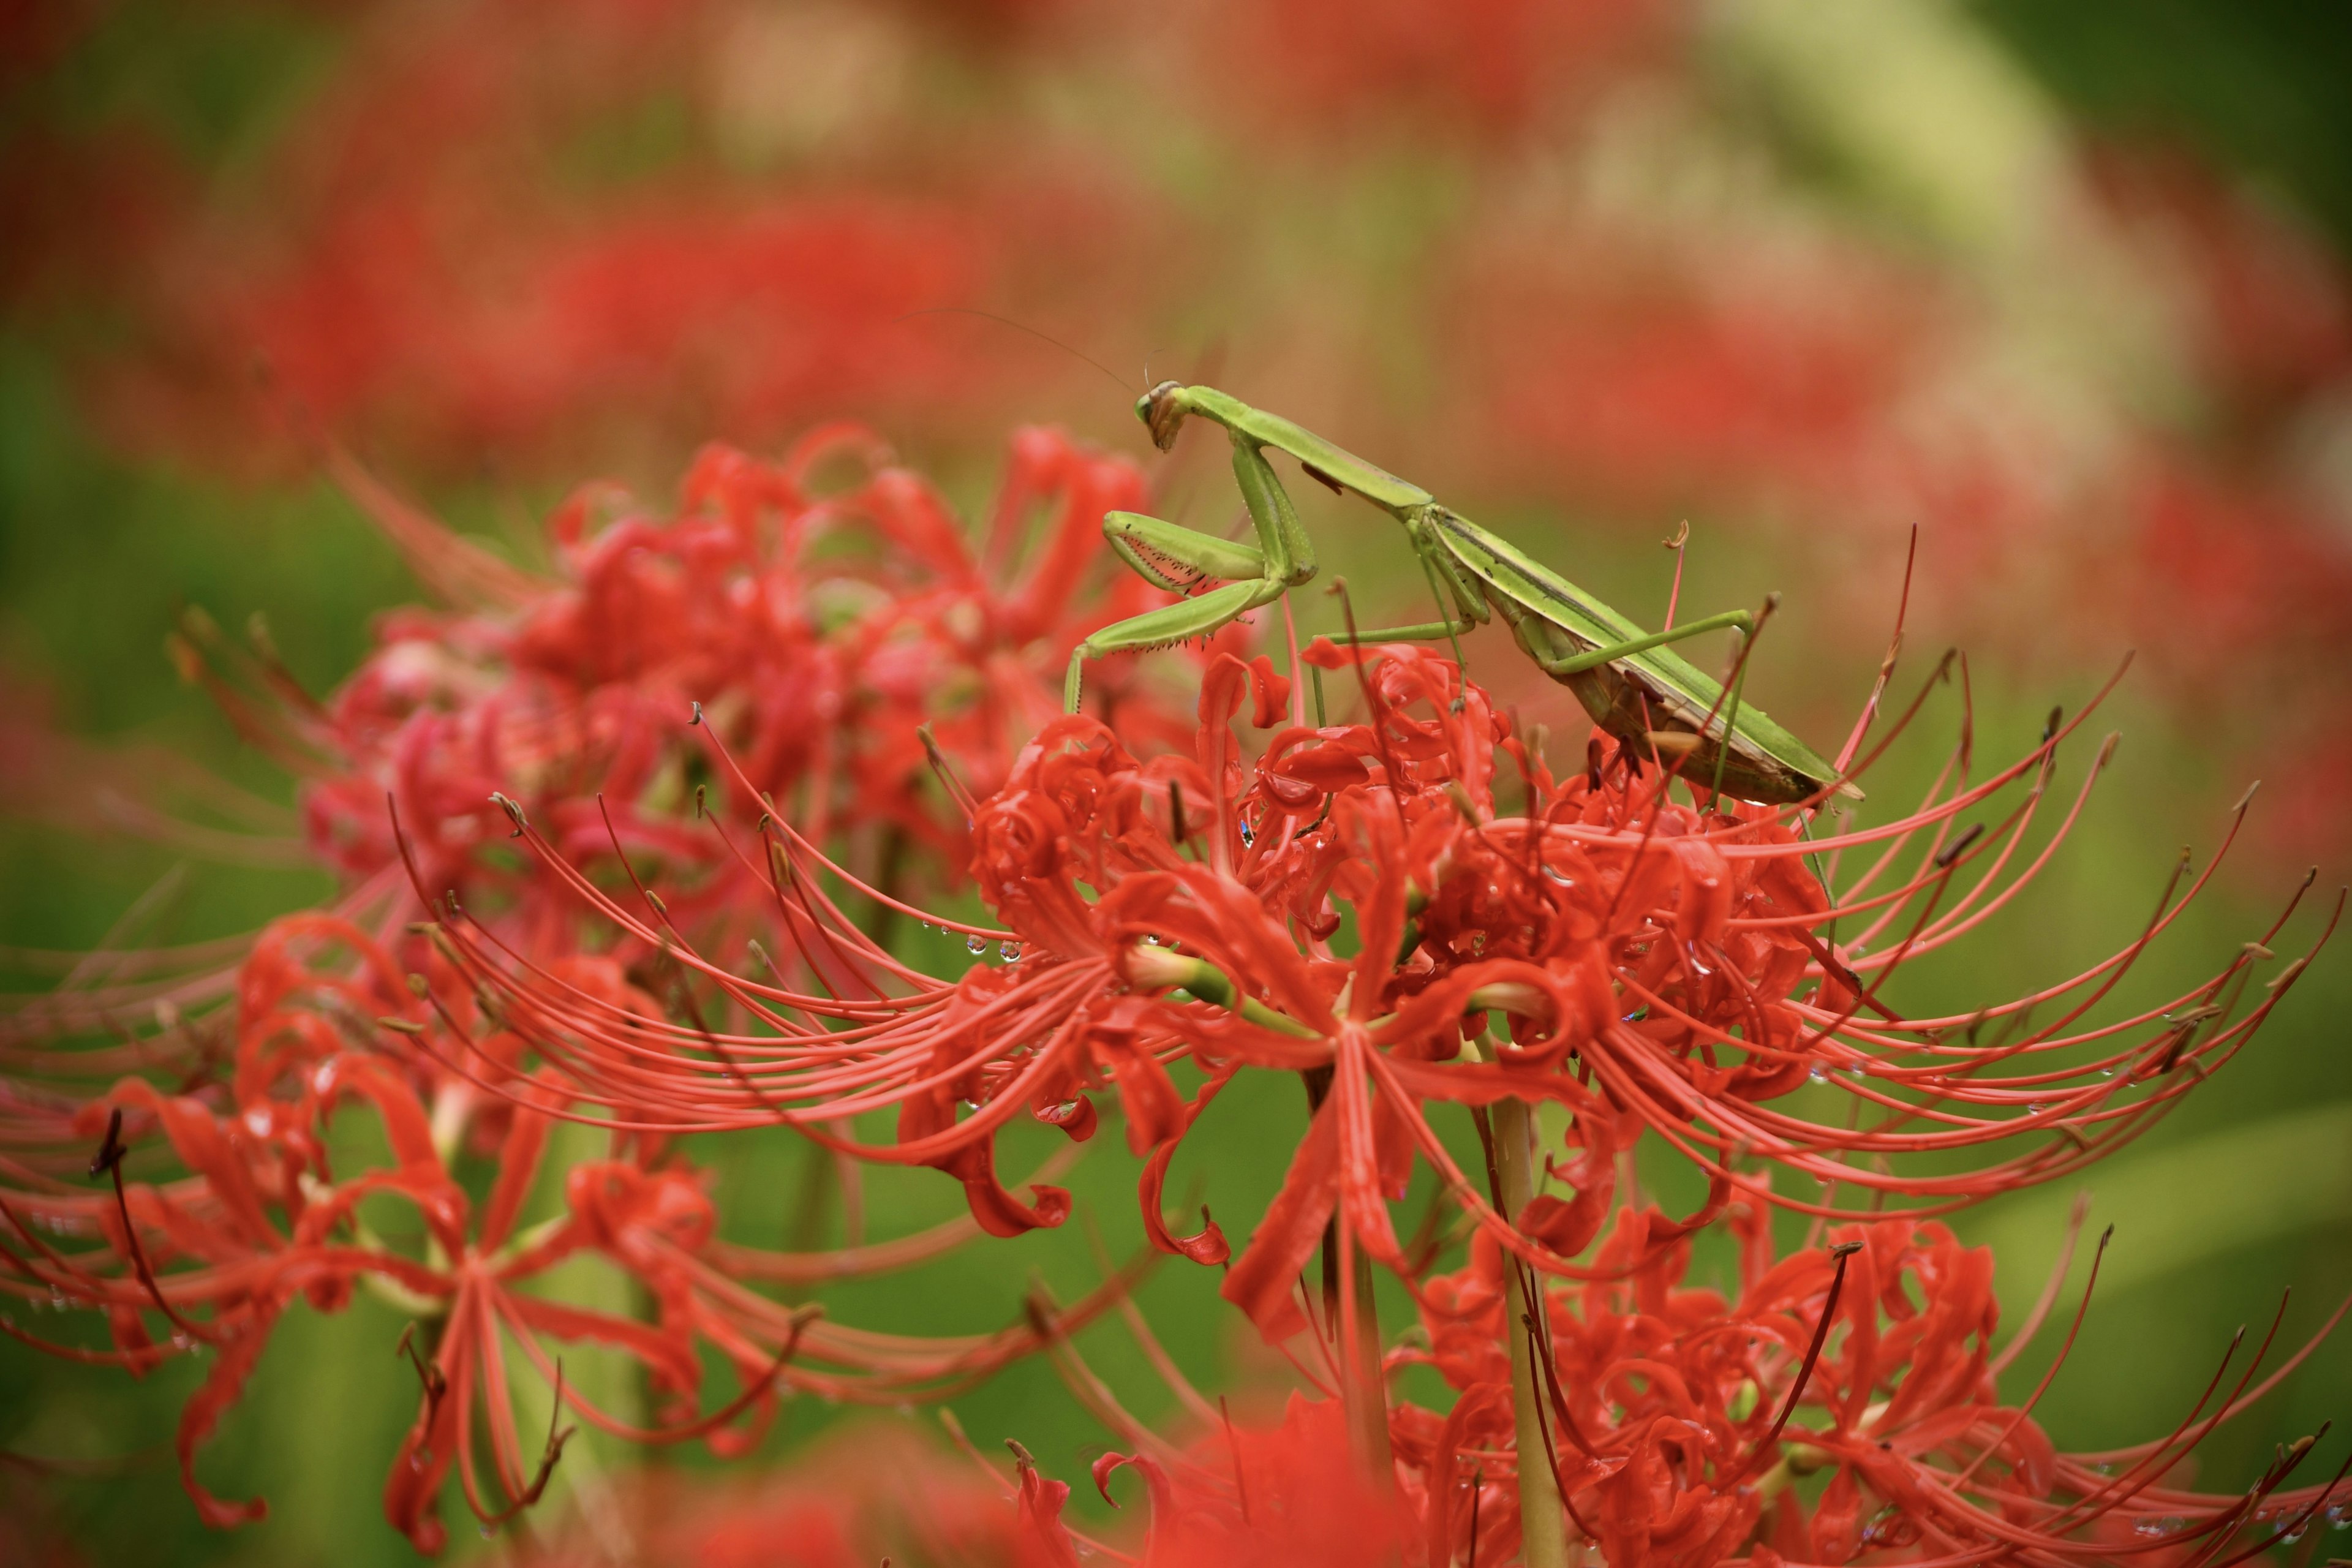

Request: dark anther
left=1934, top=823, right=1986, bottom=869
left=1829, top=1239, right=1864, bottom=1259
left=918, top=723, right=978, bottom=816
left=690, top=700, right=703, bottom=726
left=489, top=791, right=528, bottom=837
left=1169, top=778, right=1188, bottom=843
left=1587, top=736, right=1605, bottom=794
left=88, top=1107, right=126, bottom=1179
left=2043, top=705, right=2064, bottom=744
left=694, top=783, right=706, bottom=819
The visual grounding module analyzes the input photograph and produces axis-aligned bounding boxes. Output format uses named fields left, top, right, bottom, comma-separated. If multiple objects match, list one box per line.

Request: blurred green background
left=4, top=1, right=2350, bottom=1562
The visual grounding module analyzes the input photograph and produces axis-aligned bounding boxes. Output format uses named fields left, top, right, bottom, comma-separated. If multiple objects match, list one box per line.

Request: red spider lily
left=154, top=419, right=1186, bottom=948
left=0, top=914, right=1136, bottom=1550
left=425, top=625, right=2328, bottom=1364
left=4, top=418, right=1193, bottom=1156
left=1388, top=1201, right=2351, bottom=1568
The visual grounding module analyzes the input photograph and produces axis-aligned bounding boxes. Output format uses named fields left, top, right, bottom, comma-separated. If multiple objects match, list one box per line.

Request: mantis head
left=1136, top=380, right=1189, bottom=452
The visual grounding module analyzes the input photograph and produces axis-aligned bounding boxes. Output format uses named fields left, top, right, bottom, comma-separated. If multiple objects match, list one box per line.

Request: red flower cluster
left=446, top=633, right=2320, bottom=1271
left=1395, top=1204, right=2348, bottom=1567
left=6, top=385, right=2343, bottom=1560
left=113, top=420, right=1191, bottom=962
left=0, top=913, right=1136, bottom=1551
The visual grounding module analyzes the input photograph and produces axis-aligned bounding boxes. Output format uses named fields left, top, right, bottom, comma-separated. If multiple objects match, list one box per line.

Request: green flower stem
left=1466, top=1038, right=1569, bottom=1568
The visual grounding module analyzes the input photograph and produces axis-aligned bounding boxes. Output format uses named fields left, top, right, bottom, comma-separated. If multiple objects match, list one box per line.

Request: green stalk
left=1467, top=1036, right=1569, bottom=1568
left=1301, top=1066, right=1395, bottom=1485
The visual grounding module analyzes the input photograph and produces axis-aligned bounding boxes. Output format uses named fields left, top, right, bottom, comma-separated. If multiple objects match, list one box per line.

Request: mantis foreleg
left=1064, top=434, right=1318, bottom=711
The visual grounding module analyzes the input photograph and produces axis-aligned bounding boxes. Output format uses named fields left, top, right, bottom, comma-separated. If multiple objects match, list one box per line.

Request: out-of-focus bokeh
left=4, top=2, right=2348, bottom=1562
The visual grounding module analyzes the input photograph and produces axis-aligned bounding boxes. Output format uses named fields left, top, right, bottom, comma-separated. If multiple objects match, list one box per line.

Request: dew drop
left=2284, top=1526, right=2306, bottom=1544
left=1238, top=821, right=1255, bottom=846
left=48, top=1285, right=67, bottom=1311
left=2328, top=1503, right=2349, bottom=1528
left=2099, top=1067, right=2116, bottom=1078
left=998, top=941, right=1022, bottom=962
left=967, top=933, right=987, bottom=956
left=1809, top=1068, right=1828, bottom=1084
left=171, top=1332, right=192, bottom=1351
left=480, top=1525, right=497, bottom=1540
left=2027, top=1102, right=2045, bottom=1114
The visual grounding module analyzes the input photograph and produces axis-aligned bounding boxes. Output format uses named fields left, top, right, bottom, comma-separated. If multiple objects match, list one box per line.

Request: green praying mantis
left=1064, top=381, right=1859, bottom=805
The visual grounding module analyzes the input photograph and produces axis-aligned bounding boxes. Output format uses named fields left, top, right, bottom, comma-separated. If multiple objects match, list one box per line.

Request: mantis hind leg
left=1530, top=607, right=1754, bottom=677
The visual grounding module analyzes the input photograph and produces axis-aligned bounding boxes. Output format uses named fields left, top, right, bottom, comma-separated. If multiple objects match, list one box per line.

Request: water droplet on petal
left=967, top=933, right=987, bottom=955
left=998, top=941, right=1022, bottom=962
left=1809, top=1068, right=1827, bottom=1084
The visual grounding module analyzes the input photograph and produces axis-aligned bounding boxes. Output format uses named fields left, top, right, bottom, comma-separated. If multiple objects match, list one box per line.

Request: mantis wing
left=1428, top=509, right=1853, bottom=799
